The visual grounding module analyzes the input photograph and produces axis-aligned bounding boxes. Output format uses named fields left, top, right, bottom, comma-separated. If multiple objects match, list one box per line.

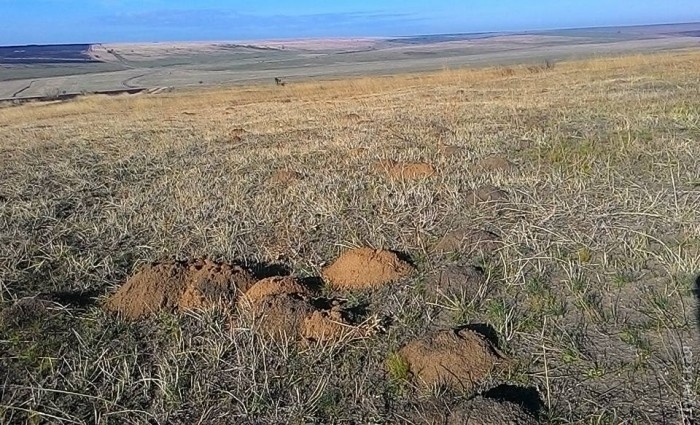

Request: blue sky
left=1, top=1, right=700, bottom=45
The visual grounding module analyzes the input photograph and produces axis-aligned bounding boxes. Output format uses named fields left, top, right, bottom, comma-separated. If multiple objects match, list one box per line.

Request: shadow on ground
left=41, top=289, right=102, bottom=308
left=460, top=323, right=501, bottom=348
left=242, top=260, right=292, bottom=280
left=0, top=289, right=100, bottom=328
left=483, top=384, right=544, bottom=419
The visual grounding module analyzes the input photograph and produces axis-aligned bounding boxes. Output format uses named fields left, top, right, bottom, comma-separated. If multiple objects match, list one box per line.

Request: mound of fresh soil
left=242, top=292, right=316, bottom=339
left=268, top=170, right=303, bottom=185
left=465, top=185, right=509, bottom=205
left=104, top=259, right=255, bottom=320
left=433, top=228, right=501, bottom=254
left=239, top=276, right=357, bottom=341
left=302, top=309, right=353, bottom=342
left=375, top=160, right=436, bottom=180
left=323, top=247, right=414, bottom=290
left=445, top=397, right=537, bottom=425
left=242, top=276, right=312, bottom=302
left=476, top=156, right=516, bottom=173
left=398, top=328, right=504, bottom=392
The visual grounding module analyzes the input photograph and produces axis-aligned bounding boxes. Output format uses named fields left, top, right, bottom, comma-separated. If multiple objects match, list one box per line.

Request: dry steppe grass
left=1, top=51, right=699, bottom=424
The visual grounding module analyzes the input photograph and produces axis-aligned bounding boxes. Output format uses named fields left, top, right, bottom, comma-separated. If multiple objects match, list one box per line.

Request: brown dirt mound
left=242, top=276, right=312, bottom=302
left=446, top=397, right=537, bottom=425
left=268, top=169, right=303, bottom=185
left=323, top=247, right=415, bottom=290
left=409, top=384, right=541, bottom=424
left=420, top=396, right=537, bottom=425
left=239, top=277, right=358, bottom=341
left=476, top=156, right=516, bottom=173
left=302, top=309, right=353, bottom=342
left=433, top=228, right=501, bottom=254
left=465, top=185, right=509, bottom=205
left=375, top=160, right=436, bottom=180
left=242, top=293, right=316, bottom=339
left=398, top=328, right=504, bottom=392
left=104, top=259, right=255, bottom=320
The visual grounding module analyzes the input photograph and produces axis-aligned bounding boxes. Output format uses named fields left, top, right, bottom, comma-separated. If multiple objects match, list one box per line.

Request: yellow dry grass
left=3, top=50, right=697, bottom=127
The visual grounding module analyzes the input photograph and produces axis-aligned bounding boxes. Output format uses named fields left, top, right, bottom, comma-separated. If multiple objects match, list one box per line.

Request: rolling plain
left=0, top=27, right=700, bottom=424
left=2, top=22, right=700, bottom=100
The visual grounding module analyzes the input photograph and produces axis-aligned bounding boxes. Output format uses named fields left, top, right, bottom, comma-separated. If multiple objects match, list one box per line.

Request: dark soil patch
left=427, top=265, right=486, bottom=299
left=444, top=396, right=538, bottom=425
left=104, top=259, right=256, bottom=320
left=323, top=247, right=415, bottom=290
left=0, top=297, right=61, bottom=328
left=426, top=267, right=491, bottom=328
left=411, top=395, right=537, bottom=424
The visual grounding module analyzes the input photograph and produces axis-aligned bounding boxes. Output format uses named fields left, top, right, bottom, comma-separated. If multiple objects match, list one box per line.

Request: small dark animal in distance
left=275, top=77, right=286, bottom=86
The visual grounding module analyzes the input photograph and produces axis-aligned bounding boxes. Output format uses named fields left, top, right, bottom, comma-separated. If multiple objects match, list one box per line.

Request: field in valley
left=2, top=22, right=700, bottom=101
left=0, top=51, right=699, bottom=424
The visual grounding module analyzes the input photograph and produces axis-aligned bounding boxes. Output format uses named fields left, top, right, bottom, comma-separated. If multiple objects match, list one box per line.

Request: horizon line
left=1, top=19, right=698, bottom=48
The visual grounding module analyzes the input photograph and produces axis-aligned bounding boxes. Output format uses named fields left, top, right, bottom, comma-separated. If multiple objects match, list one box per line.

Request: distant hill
left=0, top=44, right=99, bottom=64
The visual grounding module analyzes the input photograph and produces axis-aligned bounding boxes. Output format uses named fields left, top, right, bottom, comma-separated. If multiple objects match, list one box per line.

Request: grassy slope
left=0, top=52, right=699, bottom=424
